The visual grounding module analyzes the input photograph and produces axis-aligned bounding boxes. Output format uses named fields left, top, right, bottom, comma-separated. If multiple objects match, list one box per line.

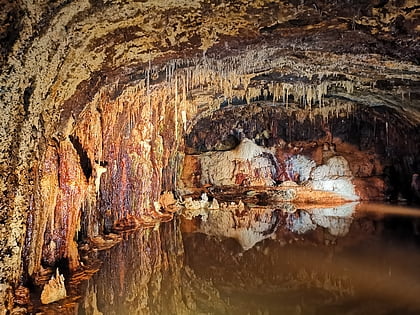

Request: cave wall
left=24, top=81, right=191, bottom=283
left=0, top=0, right=419, bottom=311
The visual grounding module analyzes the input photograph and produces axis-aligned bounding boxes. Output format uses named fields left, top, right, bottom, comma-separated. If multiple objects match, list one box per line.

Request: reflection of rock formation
left=286, top=203, right=356, bottom=236
left=38, top=210, right=420, bottom=314
left=311, top=203, right=357, bottom=236
left=286, top=211, right=317, bottom=234
left=182, top=194, right=357, bottom=249
left=183, top=205, right=281, bottom=250
left=185, top=209, right=420, bottom=314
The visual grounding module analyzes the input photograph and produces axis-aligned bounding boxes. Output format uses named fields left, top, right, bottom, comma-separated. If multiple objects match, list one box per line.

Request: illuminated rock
left=310, top=156, right=358, bottom=201
left=40, top=269, right=67, bottom=305
left=200, top=138, right=277, bottom=187
left=287, top=155, right=316, bottom=183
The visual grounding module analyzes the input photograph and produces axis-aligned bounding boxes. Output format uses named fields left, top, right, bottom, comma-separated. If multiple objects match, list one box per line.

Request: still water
left=41, top=203, right=420, bottom=314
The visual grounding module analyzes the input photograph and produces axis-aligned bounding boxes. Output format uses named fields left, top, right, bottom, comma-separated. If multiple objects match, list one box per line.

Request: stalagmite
left=208, top=198, right=220, bottom=210
left=40, top=269, right=67, bottom=305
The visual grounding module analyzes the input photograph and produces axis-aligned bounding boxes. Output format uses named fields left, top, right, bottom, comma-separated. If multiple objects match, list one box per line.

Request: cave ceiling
left=1, top=0, right=419, bottom=128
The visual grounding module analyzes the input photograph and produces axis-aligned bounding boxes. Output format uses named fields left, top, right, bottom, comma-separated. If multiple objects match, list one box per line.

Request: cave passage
left=27, top=102, right=420, bottom=314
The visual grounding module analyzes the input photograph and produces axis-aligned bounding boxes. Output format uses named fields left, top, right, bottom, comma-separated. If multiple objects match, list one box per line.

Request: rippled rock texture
left=0, top=0, right=419, bottom=311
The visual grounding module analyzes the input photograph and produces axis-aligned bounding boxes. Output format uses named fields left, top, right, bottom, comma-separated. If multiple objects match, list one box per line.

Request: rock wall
left=24, top=80, right=192, bottom=286
left=185, top=104, right=420, bottom=201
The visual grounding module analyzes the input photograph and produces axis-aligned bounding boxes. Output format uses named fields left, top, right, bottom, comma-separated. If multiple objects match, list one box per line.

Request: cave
left=1, top=0, right=420, bottom=313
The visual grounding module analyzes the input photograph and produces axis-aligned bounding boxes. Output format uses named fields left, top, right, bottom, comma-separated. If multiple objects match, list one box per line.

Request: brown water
left=36, top=203, right=420, bottom=314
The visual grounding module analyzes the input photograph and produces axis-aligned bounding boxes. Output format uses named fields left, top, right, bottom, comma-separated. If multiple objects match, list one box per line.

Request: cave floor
left=29, top=202, right=420, bottom=315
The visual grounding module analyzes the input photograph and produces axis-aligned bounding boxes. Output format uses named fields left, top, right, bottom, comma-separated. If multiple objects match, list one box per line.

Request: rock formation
left=40, top=269, right=67, bottom=305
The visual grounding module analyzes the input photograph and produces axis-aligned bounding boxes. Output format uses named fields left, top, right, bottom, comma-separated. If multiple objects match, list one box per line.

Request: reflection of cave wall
left=76, top=219, right=226, bottom=315
left=186, top=104, right=420, bottom=200
left=79, top=221, right=189, bottom=315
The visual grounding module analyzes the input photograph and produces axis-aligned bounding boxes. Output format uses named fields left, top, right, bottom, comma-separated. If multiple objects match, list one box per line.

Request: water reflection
left=39, top=204, right=420, bottom=314
left=185, top=202, right=358, bottom=249
left=288, top=203, right=356, bottom=236
left=79, top=221, right=195, bottom=315
left=181, top=203, right=420, bottom=314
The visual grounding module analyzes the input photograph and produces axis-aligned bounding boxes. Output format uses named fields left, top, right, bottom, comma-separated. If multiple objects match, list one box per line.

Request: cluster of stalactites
left=137, top=54, right=359, bottom=126
left=267, top=80, right=355, bottom=109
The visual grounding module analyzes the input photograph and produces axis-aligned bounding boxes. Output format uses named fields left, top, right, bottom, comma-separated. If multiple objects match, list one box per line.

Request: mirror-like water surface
left=35, top=203, right=420, bottom=314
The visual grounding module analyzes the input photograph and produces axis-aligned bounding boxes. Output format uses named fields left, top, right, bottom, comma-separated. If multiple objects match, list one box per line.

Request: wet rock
left=208, top=198, right=220, bottom=210
left=312, top=156, right=353, bottom=178
left=411, top=174, right=420, bottom=201
left=353, top=177, right=385, bottom=201
left=270, top=188, right=297, bottom=202
left=159, top=191, right=179, bottom=213
left=286, top=155, right=317, bottom=182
